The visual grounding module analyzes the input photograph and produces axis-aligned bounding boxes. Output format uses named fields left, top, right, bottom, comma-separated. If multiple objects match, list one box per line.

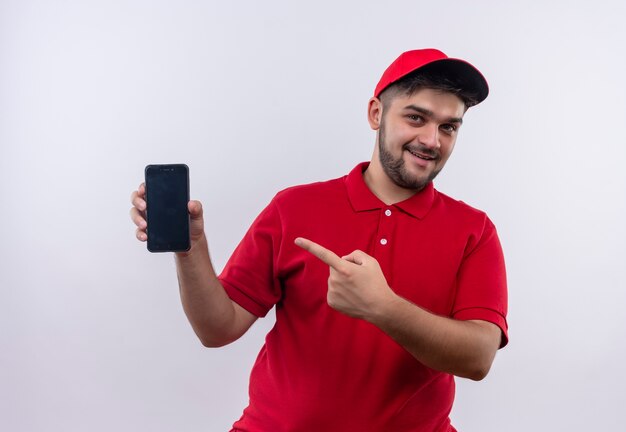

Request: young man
left=130, top=48, right=508, bottom=431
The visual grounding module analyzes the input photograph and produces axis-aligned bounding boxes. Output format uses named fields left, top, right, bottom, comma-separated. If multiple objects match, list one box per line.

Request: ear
left=367, top=97, right=383, bottom=130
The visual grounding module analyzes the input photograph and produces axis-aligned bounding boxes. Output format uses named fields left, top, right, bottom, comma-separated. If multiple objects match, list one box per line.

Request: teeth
left=409, top=150, right=433, bottom=160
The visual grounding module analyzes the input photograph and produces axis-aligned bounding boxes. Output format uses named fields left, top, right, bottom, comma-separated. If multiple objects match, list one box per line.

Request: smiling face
left=368, top=88, right=466, bottom=193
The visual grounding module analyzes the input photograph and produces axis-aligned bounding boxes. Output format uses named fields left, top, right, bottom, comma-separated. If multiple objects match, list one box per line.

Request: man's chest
left=278, top=207, right=469, bottom=316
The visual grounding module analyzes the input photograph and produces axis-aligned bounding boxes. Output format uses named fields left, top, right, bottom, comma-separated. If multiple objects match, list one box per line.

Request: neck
left=362, top=160, right=419, bottom=205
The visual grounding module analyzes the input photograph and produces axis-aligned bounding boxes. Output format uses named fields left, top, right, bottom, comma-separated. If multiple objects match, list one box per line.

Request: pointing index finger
left=295, top=237, right=344, bottom=270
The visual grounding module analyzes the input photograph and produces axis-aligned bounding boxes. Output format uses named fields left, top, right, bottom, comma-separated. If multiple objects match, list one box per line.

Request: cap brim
left=419, top=58, right=489, bottom=105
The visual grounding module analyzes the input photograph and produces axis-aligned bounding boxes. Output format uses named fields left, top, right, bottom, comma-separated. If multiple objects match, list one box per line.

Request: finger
left=129, top=207, right=147, bottom=229
left=295, top=237, right=344, bottom=270
left=135, top=227, right=147, bottom=242
left=130, top=182, right=146, bottom=202
left=188, top=200, right=203, bottom=218
left=131, top=190, right=146, bottom=211
left=341, top=250, right=369, bottom=266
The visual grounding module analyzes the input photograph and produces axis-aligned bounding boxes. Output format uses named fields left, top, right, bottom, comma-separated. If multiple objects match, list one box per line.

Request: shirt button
left=384, top=209, right=392, bottom=216
left=380, top=238, right=388, bottom=245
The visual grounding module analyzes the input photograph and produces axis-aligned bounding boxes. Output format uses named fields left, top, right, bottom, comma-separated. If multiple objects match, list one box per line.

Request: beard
left=378, top=121, right=442, bottom=191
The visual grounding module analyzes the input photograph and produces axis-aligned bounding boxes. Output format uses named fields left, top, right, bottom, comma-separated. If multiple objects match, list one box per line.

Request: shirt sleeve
left=452, top=216, right=509, bottom=348
left=218, top=198, right=283, bottom=317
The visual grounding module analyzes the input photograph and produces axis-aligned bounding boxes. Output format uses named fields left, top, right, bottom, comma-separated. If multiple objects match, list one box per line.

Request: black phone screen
left=144, top=164, right=190, bottom=252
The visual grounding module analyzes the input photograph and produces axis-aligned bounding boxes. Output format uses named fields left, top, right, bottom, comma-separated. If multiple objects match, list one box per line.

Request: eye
left=440, top=124, right=458, bottom=134
left=407, top=114, right=424, bottom=123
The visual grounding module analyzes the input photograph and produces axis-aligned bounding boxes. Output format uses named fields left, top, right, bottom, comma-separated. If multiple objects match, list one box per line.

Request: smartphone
left=144, top=164, right=190, bottom=252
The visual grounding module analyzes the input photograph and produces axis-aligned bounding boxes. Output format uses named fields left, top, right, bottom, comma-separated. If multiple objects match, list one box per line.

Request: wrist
left=367, top=289, right=403, bottom=325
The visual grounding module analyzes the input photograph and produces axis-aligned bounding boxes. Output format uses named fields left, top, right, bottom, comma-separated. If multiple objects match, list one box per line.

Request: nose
left=418, top=123, right=440, bottom=150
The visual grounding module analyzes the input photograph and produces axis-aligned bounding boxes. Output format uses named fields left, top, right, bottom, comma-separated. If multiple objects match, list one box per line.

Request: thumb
left=188, top=200, right=204, bottom=219
left=187, top=200, right=205, bottom=239
left=341, top=249, right=369, bottom=266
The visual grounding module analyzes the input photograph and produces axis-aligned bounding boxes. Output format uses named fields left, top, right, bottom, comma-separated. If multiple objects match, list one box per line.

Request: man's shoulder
left=433, top=188, right=493, bottom=225
left=273, top=173, right=347, bottom=204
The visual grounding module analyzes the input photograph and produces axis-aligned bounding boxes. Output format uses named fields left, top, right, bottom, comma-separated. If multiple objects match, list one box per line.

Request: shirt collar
left=345, top=162, right=435, bottom=219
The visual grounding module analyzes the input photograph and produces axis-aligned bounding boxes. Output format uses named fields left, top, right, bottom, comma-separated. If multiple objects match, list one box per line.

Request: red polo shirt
left=220, top=162, right=508, bottom=432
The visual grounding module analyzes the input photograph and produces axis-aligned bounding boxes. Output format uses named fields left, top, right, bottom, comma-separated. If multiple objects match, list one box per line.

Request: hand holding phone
left=143, top=164, right=191, bottom=252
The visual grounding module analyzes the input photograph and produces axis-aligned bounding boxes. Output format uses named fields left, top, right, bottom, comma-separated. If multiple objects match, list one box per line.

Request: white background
left=2, top=1, right=625, bottom=431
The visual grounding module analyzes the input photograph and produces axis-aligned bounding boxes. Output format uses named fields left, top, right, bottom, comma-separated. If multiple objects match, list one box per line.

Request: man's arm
left=174, top=228, right=258, bottom=347
left=295, top=237, right=502, bottom=381
left=368, top=296, right=501, bottom=381
left=130, top=183, right=257, bottom=347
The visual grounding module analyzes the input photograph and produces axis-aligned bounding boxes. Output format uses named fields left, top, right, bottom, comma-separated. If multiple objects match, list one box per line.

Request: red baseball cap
left=374, top=48, right=489, bottom=105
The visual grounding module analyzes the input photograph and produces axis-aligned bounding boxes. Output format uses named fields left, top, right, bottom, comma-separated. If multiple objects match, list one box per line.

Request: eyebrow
left=403, top=104, right=463, bottom=125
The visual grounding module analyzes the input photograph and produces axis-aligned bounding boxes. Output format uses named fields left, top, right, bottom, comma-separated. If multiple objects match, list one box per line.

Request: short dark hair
left=378, top=62, right=481, bottom=110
